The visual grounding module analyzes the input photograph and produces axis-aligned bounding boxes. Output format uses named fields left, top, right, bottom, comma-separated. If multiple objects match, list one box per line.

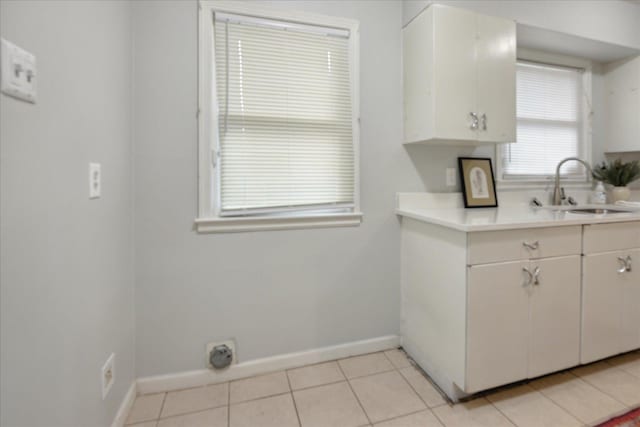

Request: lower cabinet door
left=582, top=249, right=640, bottom=363
left=466, top=261, right=529, bottom=393
left=619, top=249, right=640, bottom=353
left=528, top=256, right=581, bottom=378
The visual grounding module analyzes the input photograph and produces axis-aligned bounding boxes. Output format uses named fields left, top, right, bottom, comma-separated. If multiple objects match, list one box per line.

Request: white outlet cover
left=101, top=353, right=115, bottom=399
left=1, top=38, right=36, bottom=103
left=89, top=163, right=101, bottom=199
left=206, top=339, right=237, bottom=369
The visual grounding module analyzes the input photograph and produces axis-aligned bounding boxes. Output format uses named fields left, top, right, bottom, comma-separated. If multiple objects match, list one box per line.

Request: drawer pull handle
left=522, top=266, right=540, bottom=286
left=523, top=241, right=539, bottom=250
left=617, top=256, right=632, bottom=273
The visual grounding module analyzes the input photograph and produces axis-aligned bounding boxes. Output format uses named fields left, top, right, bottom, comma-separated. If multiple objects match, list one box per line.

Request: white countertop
left=396, top=193, right=640, bottom=232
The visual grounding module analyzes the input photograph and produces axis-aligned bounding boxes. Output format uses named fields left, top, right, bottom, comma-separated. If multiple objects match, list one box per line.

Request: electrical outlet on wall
left=89, top=163, right=101, bottom=199
left=101, top=353, right=115, bottom=399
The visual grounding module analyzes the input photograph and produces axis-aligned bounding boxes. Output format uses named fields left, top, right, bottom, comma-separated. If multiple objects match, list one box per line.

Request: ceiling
left=623, top=0, right=640, bottom=5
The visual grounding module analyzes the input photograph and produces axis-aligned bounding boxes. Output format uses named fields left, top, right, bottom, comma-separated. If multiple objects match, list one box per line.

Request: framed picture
left=458, top=157, right=498, bottom=208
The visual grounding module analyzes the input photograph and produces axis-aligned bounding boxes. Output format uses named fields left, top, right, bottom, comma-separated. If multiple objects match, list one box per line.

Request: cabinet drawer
left=467, top=226, right=581, bottom=265
left=583, top=222, right=640, bottom=254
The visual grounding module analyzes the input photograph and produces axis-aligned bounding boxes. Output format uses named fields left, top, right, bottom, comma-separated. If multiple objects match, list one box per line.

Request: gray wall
left=0, top=1, right=135, bottom=426
left=132, top=0, right=429, bottom=377
left=132, top=0, right=640, bottom=380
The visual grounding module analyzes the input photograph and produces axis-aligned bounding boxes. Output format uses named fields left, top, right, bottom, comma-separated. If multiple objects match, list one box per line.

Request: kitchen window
left=196, top=1, right=361, bottom=233
left=497, top=52, right=592, bottom=184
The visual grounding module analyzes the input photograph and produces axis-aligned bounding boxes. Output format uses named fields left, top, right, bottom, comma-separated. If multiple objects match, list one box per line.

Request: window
left=498, top=58, right=591, bottom=182
left=197, top=2, right=361, bottom=233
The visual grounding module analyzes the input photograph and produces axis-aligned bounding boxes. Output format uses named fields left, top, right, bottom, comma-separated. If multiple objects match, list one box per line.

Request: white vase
left=610, top=186, right=631, bottom=203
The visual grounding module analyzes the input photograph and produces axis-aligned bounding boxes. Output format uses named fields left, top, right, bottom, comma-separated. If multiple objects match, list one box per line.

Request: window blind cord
left=223, top=20, right=230, bottom=138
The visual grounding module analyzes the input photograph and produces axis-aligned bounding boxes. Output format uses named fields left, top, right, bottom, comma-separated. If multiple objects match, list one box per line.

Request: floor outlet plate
left=206, top=339, right=236, bottom=369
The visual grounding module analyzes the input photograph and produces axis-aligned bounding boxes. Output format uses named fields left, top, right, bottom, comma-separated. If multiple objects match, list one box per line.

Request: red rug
left=597, top=407, right=640, bottom=427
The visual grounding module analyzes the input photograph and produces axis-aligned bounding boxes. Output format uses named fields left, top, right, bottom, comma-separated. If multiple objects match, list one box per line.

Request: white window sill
left=195, top=212, right=363, bottom=233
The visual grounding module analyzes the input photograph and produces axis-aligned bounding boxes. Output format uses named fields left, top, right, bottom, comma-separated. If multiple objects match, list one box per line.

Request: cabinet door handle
left=522, top=267, right=533, bottom=286
left=481, top=113, right=487, bottom=131
left=523, top=241, right=539, bottom=250
left=617, top=256, right=632, bottom=273
left=469, top=112, right=479, bottom=130
left=532, top=266, right=540, bottom=286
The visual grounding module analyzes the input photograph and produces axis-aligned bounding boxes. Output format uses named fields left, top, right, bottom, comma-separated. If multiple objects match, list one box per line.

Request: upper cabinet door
left=476, top=14, right=517, bottom=144
left=431, top=5, right=478, bottom=142
left=605, top=56, right=640, bottom=153
left=403, top=4, right=516, bottom=145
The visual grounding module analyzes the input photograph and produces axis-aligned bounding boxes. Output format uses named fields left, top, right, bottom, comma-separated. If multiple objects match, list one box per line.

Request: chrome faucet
left=552, top=157, right=592, bottom=205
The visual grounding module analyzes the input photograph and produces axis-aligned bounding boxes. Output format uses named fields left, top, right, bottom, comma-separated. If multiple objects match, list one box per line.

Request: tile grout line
left=487, top=385, right=583, bottom=427
left=604, top=356, right=640, bottom=381
left=531, top=387, right=584, bottom=426
left=485, top=399, right=519, bottom=427
left=395, top=348, right=451, bottom=407
left=569, top=366, right=635, bottom=408
left=289, top=378, right=347, bottom=393
left=391, top=350, right=449, bottom=413
left=375, top=407, right=440, bottom=426
left=532, top=375, right=627, bottom=425
left=155, top=406, right=228, bottom=424
left=337, top=357, right=374, bottom=426
left=227, top=380, right=231, bottom=427
left=382, top=351, right=444, bottom=426
left=154, top=385, right=229, bottom=421
left=396, top=364, right=437, bottom=410
left=344, top=367, right=397, bottom=381
left=157, top=392, right=168, bottom=423
left=285, top=370, right=303, bottom=427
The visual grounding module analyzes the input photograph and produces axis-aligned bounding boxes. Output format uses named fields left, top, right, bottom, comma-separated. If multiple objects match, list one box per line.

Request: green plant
left=592, top=159, right=640, bottom=187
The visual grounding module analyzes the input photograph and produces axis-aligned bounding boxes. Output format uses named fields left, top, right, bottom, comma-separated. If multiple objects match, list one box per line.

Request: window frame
left=496, top=48, right=593, bottom=189
left=196, top=0, right=361, bottom=233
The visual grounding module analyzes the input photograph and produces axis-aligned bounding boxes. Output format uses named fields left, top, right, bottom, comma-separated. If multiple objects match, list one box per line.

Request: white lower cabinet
left=466, top=256, right=581, bottom=393
left=400, top=220, right=583, bottom=400
left=400, top=218, right=640, bottom=401
left=582, top=248, right=640, bottom=363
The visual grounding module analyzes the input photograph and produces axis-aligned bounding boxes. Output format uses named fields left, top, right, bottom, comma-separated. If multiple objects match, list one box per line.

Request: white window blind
left=501, top=61, right=584, bottom=179
left=213, top=14, right=355, bottom=216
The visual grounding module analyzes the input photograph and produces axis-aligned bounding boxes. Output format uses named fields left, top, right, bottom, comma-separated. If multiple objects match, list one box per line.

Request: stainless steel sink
left=567, top=208, right=630, bottom=215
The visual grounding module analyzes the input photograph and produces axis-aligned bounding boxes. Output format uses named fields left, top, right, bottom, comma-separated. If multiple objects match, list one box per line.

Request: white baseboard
left=136, top=335, right=400, bottom=395
left=111, top=381, right=136, bottom=427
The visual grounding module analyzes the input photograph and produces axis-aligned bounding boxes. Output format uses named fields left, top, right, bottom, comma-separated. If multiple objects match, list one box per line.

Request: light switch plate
left=1, top=38, right=36, bottom=103
left=89, top=163, right=101, bottom=199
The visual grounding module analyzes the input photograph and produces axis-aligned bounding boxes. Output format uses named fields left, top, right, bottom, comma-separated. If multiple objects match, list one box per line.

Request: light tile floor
left=126, top=348, right=640, bottom=427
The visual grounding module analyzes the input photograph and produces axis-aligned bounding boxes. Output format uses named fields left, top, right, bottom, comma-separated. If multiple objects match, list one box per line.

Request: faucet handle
left=560, top=187, right=566, bottom=201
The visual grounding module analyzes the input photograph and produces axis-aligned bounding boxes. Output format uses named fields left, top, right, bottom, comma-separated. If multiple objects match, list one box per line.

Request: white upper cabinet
left=403, top=4, right=516, bottom=145
left=604, top=55, right=640, bottom=153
